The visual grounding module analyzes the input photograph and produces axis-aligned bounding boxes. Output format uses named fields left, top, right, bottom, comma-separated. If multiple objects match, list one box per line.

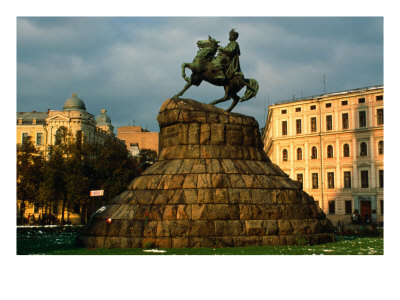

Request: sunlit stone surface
left=79, top=98, right=334, bottom=248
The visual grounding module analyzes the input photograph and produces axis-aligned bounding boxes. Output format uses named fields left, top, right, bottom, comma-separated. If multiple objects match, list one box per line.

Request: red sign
left=90, top=190, right=104, bottom=197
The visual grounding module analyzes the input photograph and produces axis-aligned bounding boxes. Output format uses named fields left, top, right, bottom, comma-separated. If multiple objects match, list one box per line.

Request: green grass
left=17, top=227, right=383, bottom=255
left=17, top=226, right=82, bottom=255
left=45, top=237, right=383, bottom=255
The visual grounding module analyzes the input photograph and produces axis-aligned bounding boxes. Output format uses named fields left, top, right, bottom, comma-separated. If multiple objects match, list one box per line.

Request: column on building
left=304, top=140, right=309, bottom=190
left=290, top=141, right=294, bottom=179
left=369, top=126, right=378, bottom=222
left=335, top=137, right=341, bottom=212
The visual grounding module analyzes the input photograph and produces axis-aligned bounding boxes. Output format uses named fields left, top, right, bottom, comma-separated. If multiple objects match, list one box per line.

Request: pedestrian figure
left=364, top=214, right=370, bottom=224
left=352, top=211, right=357, bottom=224
left=352, top=210, right=360, bottom=225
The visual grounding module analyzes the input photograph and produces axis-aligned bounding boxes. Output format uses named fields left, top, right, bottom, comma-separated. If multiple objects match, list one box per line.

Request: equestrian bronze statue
left=172, top=29, right=259, bottom=112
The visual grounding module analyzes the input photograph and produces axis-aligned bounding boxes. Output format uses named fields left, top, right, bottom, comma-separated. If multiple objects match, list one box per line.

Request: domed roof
left=63, top=92, right=86, bottom=111
left=96, top=108, right=112, bottom=125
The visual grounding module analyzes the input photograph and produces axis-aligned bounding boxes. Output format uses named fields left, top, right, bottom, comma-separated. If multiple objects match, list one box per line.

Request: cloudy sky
left=7, top=6, right=398, bottom=296
left=17, top=17, right=383, bottom=132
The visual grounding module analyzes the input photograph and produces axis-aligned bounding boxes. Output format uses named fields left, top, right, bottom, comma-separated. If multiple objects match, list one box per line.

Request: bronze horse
left=172, top=36, right=259, bottom=112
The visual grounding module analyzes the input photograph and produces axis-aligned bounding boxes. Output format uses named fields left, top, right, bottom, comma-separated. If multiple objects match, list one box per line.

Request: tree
left=17, top=128, right=141, bottom=225
left=91, top=137, right=138, bottom=200
left=38, top=144, right=66, bottom=223
left=65, top=135, right=91, bottom=224
left=17, top=136, right=44, bottom=224
left=38, top=127, right=79, bottom=224
left=136, top=148, right=158, bottom=174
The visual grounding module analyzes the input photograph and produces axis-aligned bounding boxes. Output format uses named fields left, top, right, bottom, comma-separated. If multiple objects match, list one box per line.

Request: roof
left=96, top=109, right=112, bottom=125
left=17, top=112, right=48, bottom=125
left=273, top=85, right=384, bottom=106
left=63, top=92, right=86, bottom=111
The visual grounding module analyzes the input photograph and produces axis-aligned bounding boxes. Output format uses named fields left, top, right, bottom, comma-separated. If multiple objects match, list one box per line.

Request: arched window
left=297, top=148, right=302, bottom=160
left=360, top=142, right=368, bottom=156
left=76, top=130, right=83, bottom=149
left=282, top=149, right=288, bottom=161
left=327, top=145, right=334, bottom=158
left=343, top=143, right=350, bottom=157
left=55, top=126, right=67, bottom=145
left=55, top=129, right=62, bottom=145
left=76, top=130, right=82, bottom=142
left=311, top=146, right=318, bottom=159
left=378, top=140, right=383, bottom=155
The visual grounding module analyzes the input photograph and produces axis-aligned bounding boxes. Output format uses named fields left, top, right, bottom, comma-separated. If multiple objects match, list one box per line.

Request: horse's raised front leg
left=182, top=63, right=191, bottom=83
left=226, top=94, right=240, bottom=112
left=172, top=82, right=192, bottom=99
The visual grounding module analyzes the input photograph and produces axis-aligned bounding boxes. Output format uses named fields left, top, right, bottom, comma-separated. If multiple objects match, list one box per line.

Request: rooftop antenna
left=323, top=74, right=327, bottom=94
left=263, top=96, right=267, bottom=126
left=264, top=94, right=270, bottom=125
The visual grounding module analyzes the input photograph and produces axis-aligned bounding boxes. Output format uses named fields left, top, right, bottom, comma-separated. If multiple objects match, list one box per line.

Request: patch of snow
left=143, top=249, right=167, bottom=253
left=96, top=206, right=106, bottom=213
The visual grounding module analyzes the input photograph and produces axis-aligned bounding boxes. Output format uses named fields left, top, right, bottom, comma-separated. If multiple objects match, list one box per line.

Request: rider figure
left=217, top=29, right=253, bottom=91
left=218, top=29, right=243, bottom=80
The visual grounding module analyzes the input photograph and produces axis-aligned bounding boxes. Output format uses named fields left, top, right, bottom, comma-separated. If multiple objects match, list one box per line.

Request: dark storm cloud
left=17, top=17, right=383, bottom=132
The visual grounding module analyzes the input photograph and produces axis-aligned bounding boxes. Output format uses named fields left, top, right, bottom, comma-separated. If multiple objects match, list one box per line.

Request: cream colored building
left=17, top=93, right=116, bottom=224
left=17, top=93, right=115, bottom=152
left=263, top=85, right=383, bottom=225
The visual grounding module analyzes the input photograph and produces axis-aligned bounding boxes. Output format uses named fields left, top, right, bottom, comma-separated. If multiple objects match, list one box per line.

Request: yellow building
left=263, top=85, right=383, bottom=225
left=17, top=92, right=116, bottom=224
left=117, top=126, right=159, bottom=156
left=17, top=93, right=114, bottom=151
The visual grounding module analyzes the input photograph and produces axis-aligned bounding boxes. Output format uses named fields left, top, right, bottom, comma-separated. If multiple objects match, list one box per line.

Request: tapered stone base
left=79, top=98, right=334, bottom=248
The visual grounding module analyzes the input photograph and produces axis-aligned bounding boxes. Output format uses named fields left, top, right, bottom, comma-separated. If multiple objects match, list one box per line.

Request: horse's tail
left=240, top=78, right=259, bottom=102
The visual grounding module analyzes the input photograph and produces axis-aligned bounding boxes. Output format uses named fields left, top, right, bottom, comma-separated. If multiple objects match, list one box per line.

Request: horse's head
left=197, top=36, right=220, bottom=50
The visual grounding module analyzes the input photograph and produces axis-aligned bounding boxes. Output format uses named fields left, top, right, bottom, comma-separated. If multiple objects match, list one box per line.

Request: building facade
left=117, top=126, right=159, bottom=156
left=17, top=93, right=115, bottom=153
left=263, top=85, right=383, bottom=224
left=17, top=93, right=116, bottom=224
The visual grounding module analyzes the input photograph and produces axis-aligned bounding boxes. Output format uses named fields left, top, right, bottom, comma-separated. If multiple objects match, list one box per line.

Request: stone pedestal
left=79, top=98, right=334, bottom=248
